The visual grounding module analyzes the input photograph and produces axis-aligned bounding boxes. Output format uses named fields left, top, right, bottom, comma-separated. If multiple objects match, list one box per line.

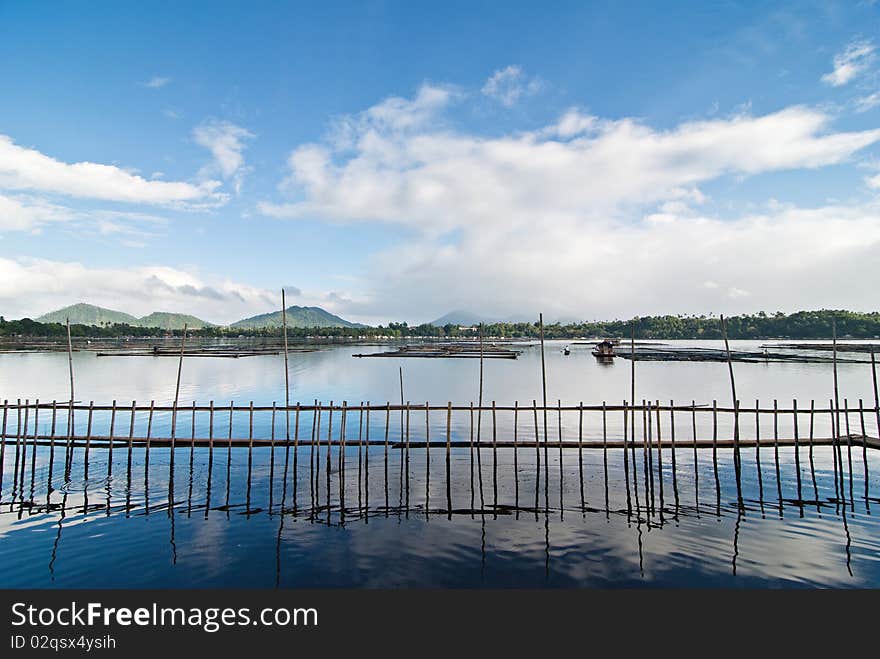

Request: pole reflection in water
left=1, top=399, right=879, bottom=589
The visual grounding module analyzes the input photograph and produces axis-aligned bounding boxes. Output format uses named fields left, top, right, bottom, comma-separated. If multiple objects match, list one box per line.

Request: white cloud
left=0, top=193, right=74, bottom=232
left=350, top=201, right=880, bottom=322
left=0, top=135, right=224, bottom=206
left=192, top=120, right=255, bottom=194
left=822, top=39, right=875, bottom=86
left=854, top=91, right=880, bottom=112
left=481, top=65, right=542, bottom=107
left=260, top=94, right=880, bottom=233
left=867, top=173, right=880, bottom=189
left=0, top=258, right=281, bottom=323
left=142, top=76, right=171, bottom=89
left=0, top=193, right=168, bottom=242
left=259, top=86, right=880, bottom=321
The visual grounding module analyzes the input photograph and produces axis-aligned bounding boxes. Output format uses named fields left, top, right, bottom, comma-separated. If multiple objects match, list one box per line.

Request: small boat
left=591, top=339, right=616, bottom=359
left=563, top=345, right=571, bottom=355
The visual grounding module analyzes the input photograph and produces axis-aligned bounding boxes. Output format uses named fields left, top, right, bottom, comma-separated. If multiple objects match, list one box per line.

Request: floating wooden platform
left=353, top=343, right=520, bottom=359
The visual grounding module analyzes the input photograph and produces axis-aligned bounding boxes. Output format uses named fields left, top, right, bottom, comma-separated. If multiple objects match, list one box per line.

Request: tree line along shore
left=1, top=309, right=879, bottom=341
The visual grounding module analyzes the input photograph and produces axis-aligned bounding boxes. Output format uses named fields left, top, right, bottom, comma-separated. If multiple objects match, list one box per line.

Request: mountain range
left=34, top=302, right=363, bottom=330
left=230, top=306, right=365, bottom=329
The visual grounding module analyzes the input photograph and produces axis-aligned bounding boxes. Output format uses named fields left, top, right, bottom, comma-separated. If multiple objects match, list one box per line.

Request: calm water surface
left=1, top=340, right=878, bottom=588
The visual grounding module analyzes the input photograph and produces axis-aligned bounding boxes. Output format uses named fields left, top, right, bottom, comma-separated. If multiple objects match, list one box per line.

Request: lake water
left=1, top=340, right=878, bottom=588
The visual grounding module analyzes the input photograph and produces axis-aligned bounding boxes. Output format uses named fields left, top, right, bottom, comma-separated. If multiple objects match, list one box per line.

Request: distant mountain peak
left=230, top=305, right=365, bottom=329
left=35, top=303, right=211, bottom=329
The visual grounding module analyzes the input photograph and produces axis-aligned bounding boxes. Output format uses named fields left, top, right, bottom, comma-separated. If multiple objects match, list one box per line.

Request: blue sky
left=1, top=1, right=879, bottom=324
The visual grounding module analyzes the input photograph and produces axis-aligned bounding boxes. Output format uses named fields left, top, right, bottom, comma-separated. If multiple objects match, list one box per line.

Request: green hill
left=37, top=303, right=139, bottom=327
left=230, top=305, right=364, bottom=329
left=137, top=312, right=213, bottom=330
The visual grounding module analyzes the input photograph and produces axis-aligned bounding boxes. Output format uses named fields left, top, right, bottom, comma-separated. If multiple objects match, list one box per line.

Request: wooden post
left=206, top=400, right=214, bottom=518
left=844, top=398, right=854, bottom=509
left=793, top=399, right=802, bottom=513
left=28, top=400, right=39, bottom=499
left=384, top=402, right=390, bottom=516
left=692, top=401, right=699, bottom=514
left=364, top=402, right=369, bottom=520
left=293, top=403, right=301, bottom=513
left=539, top=314, right=548, bottom=488
left=171, top=324, right=187, bottom=447
left=578, top=402, right=585, bottom=512
left=712, top=400, right=720, bottom=511
left=602, top=401, right=609, bottom=516
left=357, top=403, right=364, bottom=512
left=282, top=289, right=291, bottom=445
left=0, top=401, right=6, bottom=502
left=773, top=399, right=782, bottom=515
left=808, top=400, right=818, bottom=510
left=514, top=401, right=520, bottom=517
left=532, top=400, right=540, bottom=519
left=720, top=315, right=742, bottom=500
left=832, top=319, right=844, bottom=505
left=492, top=400, right=498, bottom=518
left=872, top=351, right=879, bottom=464
left=669, top=400, right=679, bottom=513
left=446, top=401, right=452, bottom=519
left=643, top=400, right=653, bottom=515
left=859, top=399, right=869, bottom=509
left=66, top=318, right=75, bottom=468
left=425, top=401, right=431, bottom=518
left=469, top=402, right=475, bottom=514
left=654, top=400, right=664, bottom=518
left=339, top=401, right=347, bottom=523
left=623, top=400, right=633, bottom=515
left=557, top=398, right=564, bottom=516
left=108, top=400, right=116, bottom=485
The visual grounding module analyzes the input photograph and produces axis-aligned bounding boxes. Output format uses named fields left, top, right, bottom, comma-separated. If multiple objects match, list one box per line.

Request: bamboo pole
left=0, top=401, right=6, bottom=502
left=872, top=350, right=879, bottom=462
left=602, top=401, right=609, bottom=516
left=269, top=402, right=276, bottom=514
left=793, top=399, right=802, bottom=512
left=65, top=318, right=75, bottom=472
left=557, top=398, right=563, bottom=517
left=720, top=315, right=742, bottom=503
left=384, top=402, right=390, bottom=515
left=539, top=314, right=548, bottom=491
left=107, top=400, right=116, bottom=502
left=578, top=401, right=585, bottom=512
left=532, top=400, right=540, bottom=519
left=11, top=400, right=21, bottom=505
left=832, top=319, right=844, bottom=505
left=425, top=401, right=431, bottom=518
left=844, top=398, right=854, bottom=510
left=357, top=403, right=364, bottom=512
left=206, top=400, right=214, bottom=518
left=293, top=403, right=301, bottom=514
left=339, top=401, right=347, bottom=523
left=514, top=401, right=520, bottom=517
left=446, top=401, right=452, bottom=519
left=29, top=400, right=39, bottom=500
left=476, top=324, right=485, bottom=508
left=712, top=400, right=720, bottom=511
left=643, top=400, right=653, bottom=515
left=623, top=400, right=633, bottom=515
left=654, top=399, right=664, bottom=518
left=282, top=289, right=291, bottom=446
left=492, top=400, right=497, bottom=517
left=808, top=400, right=818, bottom=511
left=858, top=399, right=869, bottom=511
left=669, top=399, right=679, bottom=513
left=171, top=324, right=187, bottom=445
left=773, top=399, right=782, bottom=515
